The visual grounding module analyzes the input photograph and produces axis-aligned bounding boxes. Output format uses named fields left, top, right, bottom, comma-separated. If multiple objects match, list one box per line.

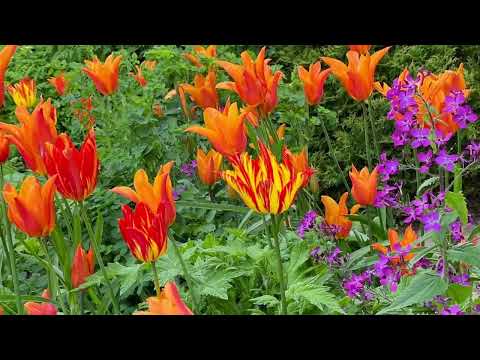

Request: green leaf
left=286, top=241, right=311, bottom=284
left=468, top=224, right=480, bottom=243
left=445, top=191, right=468, bottom=224
left=348, top=214, right=386, bottom=240
left=416, top=177, right=439, bottom=196
left=447, top=284, right=472, bottom=304
left=251, top=295, right=279, bottom=308
left=287, top=278, right=345, bottom=314
left=377, top=271, right=447, bottom=314
left=453, top=164, right=462, bottom=193
left=176, top=200, right=249, bottom=213
left=447, top=244, right=480, bottom=267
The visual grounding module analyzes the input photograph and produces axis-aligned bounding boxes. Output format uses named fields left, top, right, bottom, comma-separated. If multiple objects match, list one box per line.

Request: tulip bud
left=0, top=134, right=10, bottom=164
left=308, top=172, right=320, bottom=194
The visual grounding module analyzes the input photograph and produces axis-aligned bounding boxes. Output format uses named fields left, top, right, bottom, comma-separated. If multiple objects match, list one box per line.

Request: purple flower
left=180, top=160, right=197, bottom=177
left=420, top=211, right=441, bottom=232
left=310, top=247, right=322, bottom=262
left=441, top=304, right=464, bottom=315
left=297, top=210, right=318, bottom=238
left=392, top=129, right=410, bottom=148
left=413, top=258, right=432, bottom=272
left=434, top=130, right=453, bottom=146
left=375, top=183, right=401, bottom=208
left=172, top=185, right=187, bottom=200
left=343, top=274, right=365, bottom=298
left=410, top=128, right=431, bottom=148
left=319, top=222, right=341, bottom=238
left=326, top=247, right=342, bottom=266
left=417, top=150, right=433, bottom=174
left=444, top=91, right=465, bottom=114
left=377, top=152, right=399, bottom=181
left=454, top=105, right=478, bottom=128
left=435, top=149, right=458, bottom=172
left=450, top=273, right=470, bottom=286
left=450, top=220, right=464, bottom=244
left=465, top=141, right=480, bottom=162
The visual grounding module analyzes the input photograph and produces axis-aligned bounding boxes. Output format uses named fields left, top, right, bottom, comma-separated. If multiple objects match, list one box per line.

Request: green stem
left=79, top=201, right=120, bottom=314
left=413, top=148, right=421, bottom=190
left=0, top=166, right=22, bottom=314
left=457, top=131, right=462, bottom=155
left=366, top=99, right=380, bottom=161
left=271, top=215, right=287, bottom=315
left=208, top=186, right=216, bottom=202
left=79, top=291, right=84, bottom=315
left=151, top=260, right=161, bottom=297
left=262, top=215, right=273, bottom=248
left=361, top=102, right=372, bottom=169
left=366, top=207, right=374, bottom=243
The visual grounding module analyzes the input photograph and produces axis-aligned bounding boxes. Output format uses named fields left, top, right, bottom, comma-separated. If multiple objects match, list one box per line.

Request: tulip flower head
left=130, top=65, right=147, bottom=87
left=183, top=45, right=217, bottom=67
left=282, top=146, right=315, bottom=187
left=321, top=47, right=390, bottom=102
left=179, top=71, right=218, bottom=111
left=134, top=282, right=193, bottom=315
left=44, top=129, right=99, bottom=201
left=349, top=165, right=378, bottom=206
left=71, top=244, right=95, bottom=289
left=83, top=54, right=122, bottom=96
left=348, top=45, right=372, bottom=55
left=111, top=161, right=176, bottom=226
left=24, top=289, right=57, bottom=315
left=0, top=45, right=17, bottom=108
left=298, top=62, right=331, bottom=106
left=196, top=148, right=223, bottom=186
left=8, top=77, right=37, bottom=108
left=48, top=73, right=69, bottom=96
left=321, top=192, right=361, bottom=239
left=223, top=142, right=310, bottom=215
left=0, top=132, right=10, bottom=164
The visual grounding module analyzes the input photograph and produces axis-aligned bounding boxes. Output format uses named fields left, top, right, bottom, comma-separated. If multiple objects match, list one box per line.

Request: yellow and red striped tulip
left=24, top=290, right=57, bottom=315
left=196, top=148, right=223, bottom=186
left=83, top=54, right=122, bottom=96
left=3, top=175, right=57, bottom=238
left=48, top=73, right=68, bottom=96
left=0, top=99, right=58, bottom=175
left=111, top=161, right=176, bottom=226
left=118, top=202, right=169, bottom=263
left=282, top=146, right=314, bottom=187
left=180, top=71, right=218, bottom=110
left=321, top=47, right=390, bottom=102
left=321, top=192, right=361, bottom=239
left=183, top=45, right=217, bottom=67
left=130, top=65, right=147, bottom=87
left=71, top=244, right=95, bottom=289
left=217, top=47, right=283, bottom=115
left=0, top=45, right=17, bottom=108
left=185, top=102, right=247, bottom=158
left=349, top=165, right=378, bottom=206
left=44, top=129, right=99, bottom=201
left=348, top=45, right=372, bottom=55
left=8, top=77, right=37, bottom=108
left=134, top=282, right=193, bottom=315
left=0, top=132, right=9, bottom=164
left=223, top=142, right=310, bottom=215
left=298, top=62, right=331, bottom=105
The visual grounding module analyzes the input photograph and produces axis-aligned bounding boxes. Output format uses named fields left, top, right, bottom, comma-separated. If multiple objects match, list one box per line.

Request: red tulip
left=71, top=244, right=95, bottom=289
left=0, top=45, right=17, bottom=108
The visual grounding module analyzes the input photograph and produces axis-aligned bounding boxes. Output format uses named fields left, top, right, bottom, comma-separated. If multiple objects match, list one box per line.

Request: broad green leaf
left=447, top=245, right=480, bottom=267
left=286, top=241, right=311, bottom=284
left=447, top=284, right=472, bottom=304
left=445, top=191, right=468, bottom=224
left=468, top=224, right=480, bottom=242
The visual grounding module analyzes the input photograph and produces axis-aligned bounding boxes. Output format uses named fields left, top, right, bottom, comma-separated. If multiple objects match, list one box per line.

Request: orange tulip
left=185, top=102, right=247, bottom=158
left=111, top=161, right=176, bottom=226
left=196, top=148, right=223, bottom=186
left=298, top=62, right=331, bottom=105
left=349, top=165, right=378, bottom=206
left=0, top=45, right=17, bottom=108
left=217, top=47, right=283, bottom=115
left=134, top=282, right=193, bottom=315
left=0, top=99, right=58, bottom=175
left=8, top=77, right=37, bottom=108
left=142, top=60, right=157, bottom=71
left=153, top=103, right=164, bottom=118
left=179, top=71, right=218, bottom=110
left=348, top=45, right=372, bottom=55
left=48, top=73, right=68, bottom=96
left=321, top=47, right=391, bottom=101
left=24, top=289, right=57, bottom=315
left=83, top=54, right=122, bottom=96
left=130, top=65, right=147, bottom=87
left=71, top=244, right=95, bottom=289
left=240, top=105, right=260, bottom=127
left=0, top=132, right=9, bottom=164
left=282, top=146, right=315, bottom=187
left=321, top=192, right=361, bottom=239
left=44, top=129, right=99, bottom=201
left=3, top=175, right=57, bottom=237
left=183, top=45, right=216, bottom=67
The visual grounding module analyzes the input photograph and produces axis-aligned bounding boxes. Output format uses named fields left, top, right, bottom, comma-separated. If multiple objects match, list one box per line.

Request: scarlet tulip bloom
left=44, top=129, right=99, bottom=201
left=24, top=289, right=57, bottom=315
left=3, top=175, right=56, bottom=237
left=349, top=165, right=378, bottom=206
left=0, top=100, right=58, bottom=175
left=48, top=73, right=68, bottom=96
left=185, top=102, right=247, bottom=158
left=282, top=146, right=315, bottom=187
left=83, top=54, right=122, bottom=96
left=119, top=202, right=169, bottom=263
left=0, top=45, right=17, bottom=108
left=348, top=45, right=372, bottom=55
left=223, top=142, right=310, bottom=215
left=298, top=62, right=331, bottom=105
left=321, top=47, right=390, bottom=102
left=184, top=45, right=217, bottom=67
left=180, top=71, right=218, bottom=110
left=196, top=148, right=223, bottom=186
left=142, top=60, right=157, bottom=71
left=130, top=65, right=147, bottom=87
left=8, top=77, right=37, bottom=108
left=71, top=244, right=95, bottom=289
left=321, top=192, right=361, bottom=239
left=134, top=282, right=193, bottom=315
left=111, top=161, right=176, bottom=225
left=0, top=132, right=9, bottom=164
left=217, top=47, right=283, bottom=115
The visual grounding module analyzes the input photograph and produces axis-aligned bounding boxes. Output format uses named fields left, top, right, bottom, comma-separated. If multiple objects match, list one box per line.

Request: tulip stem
left=366, top=99, right=380, bottom=161
left=0, top=166, right=23, bottom=314
left=361, top=102, right=373, bottom=169
left=208, top=186, right=216, bottom=202
left=151, top=260, right=161, bottom=297
left=271, top=215, right=287, bottom=315
left=262, top=215, right=273, bottom=248
left=79, top=291, right=84, bottom=315
left=79, top=202, right=120, bottom=314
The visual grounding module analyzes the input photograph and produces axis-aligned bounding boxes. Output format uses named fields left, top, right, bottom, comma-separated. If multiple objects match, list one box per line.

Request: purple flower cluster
left=443, top=90, right=478, bottom=129
left=311, top=246, right=347, bottom=268
left=297, top=210, right=318, bottom=238
left=441, top=304, right=464, bottom=315
left=464, top=141, right=480, bottom=162
left=401, top=191, right=445, bottom=232
left=373, top=255, right=401, bottom=292
left=343, top=270, right=373, bottom=301
left=450, top=220, right=465, bottom=243
left=180, top=160, right=197, bottom=177
left=318, top=221, right=341, bottom=238
left=378, top=152, right=399, bottom=181
left=375, top=182, right=402, bottom=208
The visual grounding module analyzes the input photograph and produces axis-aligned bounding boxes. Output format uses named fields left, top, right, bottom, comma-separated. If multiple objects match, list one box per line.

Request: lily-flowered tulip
left=3, top=175, right=56, bottom=237
left=142, top=60, right=157, bottom=71
left=118, top=202, right=169, bottom=263
left=321, top=192, right=361, bottom=239
left=130, top=65, right=147, bottom=87
left=0, top=100, right=58, bottom=174
left=184, top=45, right=216, bottom=67
left=185, top=102, right=247, bottom=158
left=282, top=146, right=315, bottom=187
left=348, top=45, right=372, bottom=55
left=134, top=282, right=193, bottom=315
left=349, top=165, right=378, bottom=206
left=44, top=129, right=99, bottom=201
left=111, top=161, right=176, bottom=225
left=8, top=77, right=37, bottom=108
left=223, top=142, right=310, bottom=215
left=298, top=62, right=331, bottom=105
left=0, top=132, right=9, bottom=164
left=196, top=148, right=223, bottom=186
left=83, top=54, right=122, bottom=96
left=24, top=290, right=57, bottom=315
left=71, top=244, right=95, bottom=289
left=48, top=73, right=68, bottom=96
left=321, top=47, right=390, bottom=102
left=179, top=71, right=218, bottom=110
left=217, top=47, right=283, bottom=115
left=0, top=45, right=17, bottom=108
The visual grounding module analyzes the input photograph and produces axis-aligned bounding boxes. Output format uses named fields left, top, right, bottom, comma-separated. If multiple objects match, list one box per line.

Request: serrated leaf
left=251, top=295, right=279, bottom=308
left=447, top=245, right=480, bottom=267
left=286, top=241, right=311, bottom=283
left=445, top=191, right=468, bottom=224
left=417, top=177, right=439, bottom=195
